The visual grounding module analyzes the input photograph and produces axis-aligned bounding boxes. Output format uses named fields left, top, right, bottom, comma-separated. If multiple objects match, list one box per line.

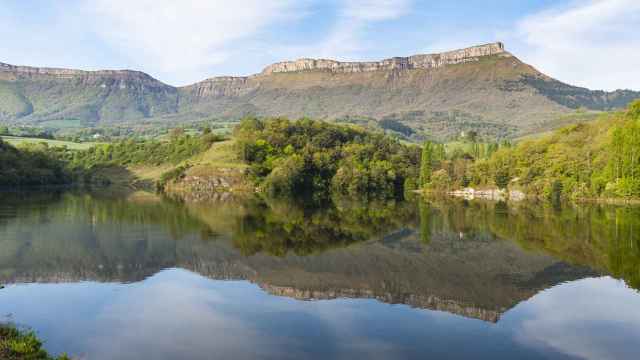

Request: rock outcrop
left=182, top=76, right=258, bottom=98
left=261, top=42, right=507, bottom=75
left=0, top=61, right=168, bottom=88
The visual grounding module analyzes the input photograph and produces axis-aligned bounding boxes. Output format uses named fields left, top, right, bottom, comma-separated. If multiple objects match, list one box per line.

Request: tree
left=420, top=141, right=433, bottom=187
left=467, top=130, right=478, bottom=142
left=0, top=126, right=9, bottom=136
left=628, top=99, right=640, bottom=120
left=494, top=168, right=510, bottom=189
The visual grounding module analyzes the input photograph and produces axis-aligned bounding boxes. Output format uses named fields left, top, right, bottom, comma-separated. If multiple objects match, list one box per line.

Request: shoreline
left=417, top=187, right=640, bottom=206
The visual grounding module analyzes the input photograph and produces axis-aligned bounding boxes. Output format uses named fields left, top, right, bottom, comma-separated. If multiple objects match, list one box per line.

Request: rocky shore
left=449, top=187, right=526, bottom=201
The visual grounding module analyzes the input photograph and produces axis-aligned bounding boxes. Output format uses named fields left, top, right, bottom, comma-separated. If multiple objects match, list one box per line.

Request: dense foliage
left=0, top=133, right=222, bottom=188
left=0, top=139, right=71, bottom=187
left=234, top=117, right=420, bottom=198
left=423, top=100, right=640, bottom=200
left=0, top=325, right=69, bottom=360
left=67, top=132, right=222, bottom=168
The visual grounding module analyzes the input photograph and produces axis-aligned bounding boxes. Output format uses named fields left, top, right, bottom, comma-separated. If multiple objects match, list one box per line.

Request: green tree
left=494, top=169, right=510, bottom=189
left=420, top=141, right=433, bottom=187
left=628, top=99, right=640, bottom=120
left=0, top=126, right=9, bottom=136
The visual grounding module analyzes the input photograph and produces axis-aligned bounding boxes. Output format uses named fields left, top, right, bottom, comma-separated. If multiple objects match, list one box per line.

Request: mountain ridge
left=1, top=42, right=639, bottom=139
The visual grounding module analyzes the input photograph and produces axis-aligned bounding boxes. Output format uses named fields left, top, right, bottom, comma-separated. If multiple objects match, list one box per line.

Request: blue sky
left=1, top=0, right=638, bottom=90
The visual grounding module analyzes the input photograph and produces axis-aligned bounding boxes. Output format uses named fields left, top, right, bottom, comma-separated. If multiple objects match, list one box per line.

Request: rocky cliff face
left=181, top=76, right=257, bottom=98
left=0, top=61, right=169, bottom=88
left=261, top=42, right=507, bottom=74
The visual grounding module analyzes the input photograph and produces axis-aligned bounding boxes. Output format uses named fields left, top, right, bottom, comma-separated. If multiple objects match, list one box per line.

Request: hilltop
left=1, top=43, right=638, bottom=139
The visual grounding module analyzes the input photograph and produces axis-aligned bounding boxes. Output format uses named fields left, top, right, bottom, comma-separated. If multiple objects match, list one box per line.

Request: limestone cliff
left=261, top=42, right=507, bottom=74
left=0, top=61, right=169, bottom=88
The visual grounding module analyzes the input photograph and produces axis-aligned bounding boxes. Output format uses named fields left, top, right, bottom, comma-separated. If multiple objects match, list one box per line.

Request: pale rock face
left=185, top=42, right=508, bottom=99
left=185, top=76, right=258, bottom=98
left=0, top=61, right=169, bottom=89
left=261, top=42, right=507, bottom=75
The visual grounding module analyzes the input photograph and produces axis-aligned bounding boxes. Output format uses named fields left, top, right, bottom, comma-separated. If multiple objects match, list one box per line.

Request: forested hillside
left=421, top=100, right=640, bottom=200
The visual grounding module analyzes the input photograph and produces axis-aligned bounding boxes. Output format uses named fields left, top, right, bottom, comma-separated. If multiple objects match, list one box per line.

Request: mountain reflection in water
left=0, top=191, right=639, bottom=360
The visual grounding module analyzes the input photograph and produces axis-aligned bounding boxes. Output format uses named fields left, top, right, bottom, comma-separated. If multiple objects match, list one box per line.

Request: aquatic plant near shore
left=0, top=325, right=70, bottom=360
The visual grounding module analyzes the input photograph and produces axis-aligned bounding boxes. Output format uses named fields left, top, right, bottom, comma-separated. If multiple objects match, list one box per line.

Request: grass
left=444, top=140, right=476, bottom=154
left=0, top=135, right=98, bottom=150
left=186, top=140, right=247, bottom=172
left=0, top=324, right=69, bottom=360
left=96, top=140, right=246, bottom=187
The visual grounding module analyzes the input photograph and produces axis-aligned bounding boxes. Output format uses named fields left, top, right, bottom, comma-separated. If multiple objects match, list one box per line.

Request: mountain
left=1, top=42, right=638, bottom=139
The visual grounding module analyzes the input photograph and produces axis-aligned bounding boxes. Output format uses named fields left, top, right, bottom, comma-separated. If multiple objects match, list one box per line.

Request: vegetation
left=4, top=100, right=640, bottom=202
left=67, top=132, right=223, bottom=168
left=422, top=100, right=640, bottom=200
left=419, top=141, right=433, bottom=186
left=0, top=132, right=223, bottom=188
left=0, top=325, right=69, bottom=360
left=234, top=117, right=420, bottom=199
left=0, top=139, right=71, bottom=187
left=1, top=136, right=97, bottom=150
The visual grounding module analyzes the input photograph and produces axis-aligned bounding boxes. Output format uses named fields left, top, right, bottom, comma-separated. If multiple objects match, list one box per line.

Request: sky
left=0, top=0, right=638, bottom=90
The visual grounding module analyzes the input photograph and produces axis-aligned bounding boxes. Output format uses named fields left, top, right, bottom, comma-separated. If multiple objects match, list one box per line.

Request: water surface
left=0, top=191, right=639, bottom=359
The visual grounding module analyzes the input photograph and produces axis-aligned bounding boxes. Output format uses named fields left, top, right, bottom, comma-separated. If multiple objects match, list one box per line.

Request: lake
left=0, top=191, right=639, bottom=360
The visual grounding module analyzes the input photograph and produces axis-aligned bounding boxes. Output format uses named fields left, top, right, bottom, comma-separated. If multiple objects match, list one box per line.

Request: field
left=0, top=135, right=98, bottom=149
left=38, top=119, right=85, bottom=128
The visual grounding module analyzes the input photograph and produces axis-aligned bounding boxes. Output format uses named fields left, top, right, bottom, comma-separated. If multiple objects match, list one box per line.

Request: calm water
left=0, top=191, right=639, bottom=360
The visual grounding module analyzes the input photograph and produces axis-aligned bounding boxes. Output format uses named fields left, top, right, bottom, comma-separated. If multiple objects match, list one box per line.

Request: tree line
left=419, top=100, right=640, bottom=200
left=0, top=131, right=223, bottom=188
left=234, top=117, right=421, bottom=199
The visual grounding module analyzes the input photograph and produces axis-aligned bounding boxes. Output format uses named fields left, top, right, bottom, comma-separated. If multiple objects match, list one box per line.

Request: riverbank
left=421, top=186, right=640, bottom=205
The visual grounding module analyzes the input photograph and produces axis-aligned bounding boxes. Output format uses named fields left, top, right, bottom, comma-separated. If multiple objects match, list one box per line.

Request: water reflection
left=0, top=192, right=639, bottom=359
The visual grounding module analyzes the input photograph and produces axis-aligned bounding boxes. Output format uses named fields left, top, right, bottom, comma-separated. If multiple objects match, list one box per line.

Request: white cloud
left=276, top=0, right=412, bottom=61
left=513, top=0, right=640, bottom=90
left=86, top=0, right=307, bottom=85
left=342, top=0, right=412, bottom=21
left=512, top=277, right=640, bottom=360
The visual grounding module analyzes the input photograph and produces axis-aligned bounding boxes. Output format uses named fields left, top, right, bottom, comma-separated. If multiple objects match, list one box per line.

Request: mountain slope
left=0, top=62, right=178, bottom=125
left=1, top=43, right=638, bottom=139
